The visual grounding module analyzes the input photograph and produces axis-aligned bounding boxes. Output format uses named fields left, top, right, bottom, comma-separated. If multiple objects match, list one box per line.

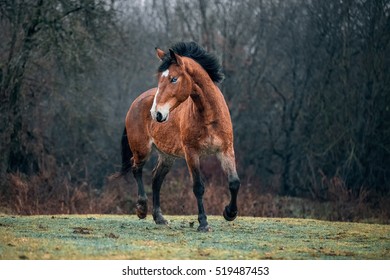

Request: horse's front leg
left=217, top=150, right=241, bottom=221
left=152, top=154, right=174, bottom=225
left=185, top=150, right=210, bottom=232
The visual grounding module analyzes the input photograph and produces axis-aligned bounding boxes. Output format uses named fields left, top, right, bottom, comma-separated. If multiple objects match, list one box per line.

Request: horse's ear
left=169, top=49, right=184, bottom=66
left=155, top=48, right=165, bottom=60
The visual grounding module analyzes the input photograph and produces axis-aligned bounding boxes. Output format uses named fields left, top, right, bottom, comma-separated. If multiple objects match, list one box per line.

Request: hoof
left=197, top=224, right=212, bottom=232
left=155, top=218, right=168, bottom=225
left=136, top=199, right=148, bottom=219
left=223, top=206, right=238, bottom=221
left=153, top=213, right=168, bottom=225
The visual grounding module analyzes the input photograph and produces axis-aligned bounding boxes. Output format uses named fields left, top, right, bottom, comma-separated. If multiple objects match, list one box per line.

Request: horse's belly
left=152, top=137, right=184, bottom=158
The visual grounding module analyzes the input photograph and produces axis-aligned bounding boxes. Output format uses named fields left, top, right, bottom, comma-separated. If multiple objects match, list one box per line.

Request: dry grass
left=0, top=170, right=389, bottom=224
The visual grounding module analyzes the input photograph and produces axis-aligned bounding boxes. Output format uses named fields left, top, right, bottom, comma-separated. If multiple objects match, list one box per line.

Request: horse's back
left=126, top=88, right=156, bottom=120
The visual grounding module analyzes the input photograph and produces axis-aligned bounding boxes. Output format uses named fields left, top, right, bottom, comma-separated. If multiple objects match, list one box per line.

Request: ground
left=0, top=215, right=389, bottom=259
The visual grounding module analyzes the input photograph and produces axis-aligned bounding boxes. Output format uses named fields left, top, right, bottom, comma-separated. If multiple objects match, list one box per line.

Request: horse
left=121, top=41, right=240, bottom=231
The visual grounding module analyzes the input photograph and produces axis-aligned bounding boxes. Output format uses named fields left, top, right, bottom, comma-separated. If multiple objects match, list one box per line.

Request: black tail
left=121, top=127, right=133, bottom=175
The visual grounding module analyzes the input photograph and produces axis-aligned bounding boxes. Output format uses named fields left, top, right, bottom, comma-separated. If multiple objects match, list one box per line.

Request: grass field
left=0, top=215, right=389, bottom=260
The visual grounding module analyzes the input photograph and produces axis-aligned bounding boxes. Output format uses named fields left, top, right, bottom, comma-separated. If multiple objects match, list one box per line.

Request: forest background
left=0, top=0, right=389, bottom=223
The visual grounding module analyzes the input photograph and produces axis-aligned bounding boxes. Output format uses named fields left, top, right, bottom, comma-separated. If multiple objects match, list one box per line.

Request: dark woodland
left=0, top=0, right=389, bottom=223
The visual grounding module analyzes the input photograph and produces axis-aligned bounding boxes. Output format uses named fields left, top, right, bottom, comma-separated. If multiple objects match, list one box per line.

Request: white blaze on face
left=150, top=69, right=170, bottom=121
left=150, top=87, right=159, bottom=120
left=162, top=69, right=169, bottom=78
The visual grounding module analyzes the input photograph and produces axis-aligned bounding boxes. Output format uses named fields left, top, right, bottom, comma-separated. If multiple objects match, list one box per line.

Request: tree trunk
left=0, top=0, right=43, bottom=175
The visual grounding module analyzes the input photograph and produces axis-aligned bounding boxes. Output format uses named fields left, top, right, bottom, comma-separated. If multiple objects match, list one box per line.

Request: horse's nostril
left=156, top=112, right=163, bottom=122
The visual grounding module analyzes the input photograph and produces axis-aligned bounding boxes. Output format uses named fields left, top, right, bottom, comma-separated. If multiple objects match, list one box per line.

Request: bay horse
left=121, top=41, right=240, bottom=231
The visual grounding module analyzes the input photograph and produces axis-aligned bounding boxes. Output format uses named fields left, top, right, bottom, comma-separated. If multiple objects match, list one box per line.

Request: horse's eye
left=171, top=77, right=178, bottom=83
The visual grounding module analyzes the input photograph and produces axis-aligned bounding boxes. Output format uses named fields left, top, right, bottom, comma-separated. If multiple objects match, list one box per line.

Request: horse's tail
left=121, top=126, right=133, bottom=175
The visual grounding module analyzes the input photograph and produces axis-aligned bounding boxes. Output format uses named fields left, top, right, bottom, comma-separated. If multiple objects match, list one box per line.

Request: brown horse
left=121, top=42, right=240, bottom=231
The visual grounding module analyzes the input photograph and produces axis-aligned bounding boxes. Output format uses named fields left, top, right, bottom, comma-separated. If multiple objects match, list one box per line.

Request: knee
left=132, top=164, right=143, bottom=176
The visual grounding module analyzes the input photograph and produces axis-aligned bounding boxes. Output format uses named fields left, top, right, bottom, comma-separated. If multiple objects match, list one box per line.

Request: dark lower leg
left=223, top=176, right=240, bottom=221
left=185, top=150, right=210, bottom=232
left=152, top=157, right=173, bottom=225
left=193, top=174, right=210, bottom=231
left=133, top=164, right=148, bottom=219
left=217, top=151, right=241, bottom=222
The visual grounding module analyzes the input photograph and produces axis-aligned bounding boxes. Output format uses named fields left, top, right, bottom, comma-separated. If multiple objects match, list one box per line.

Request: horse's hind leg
left=217, top=150, right=241, bottom=221
left=131, top=160, right=148, bottom=219
left=131, top=147, right=151, bottom=219
left=152, top=153, right=174, bottom=225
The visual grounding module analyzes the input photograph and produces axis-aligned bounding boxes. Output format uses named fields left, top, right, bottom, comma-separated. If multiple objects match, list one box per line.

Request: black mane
left=158, top=41, right=224, bottom=83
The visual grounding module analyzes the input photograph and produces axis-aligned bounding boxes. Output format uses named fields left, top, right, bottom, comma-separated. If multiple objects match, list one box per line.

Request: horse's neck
left=189, top=70, right=224, bottom=121
left=190, top=80, right=222, bottom=121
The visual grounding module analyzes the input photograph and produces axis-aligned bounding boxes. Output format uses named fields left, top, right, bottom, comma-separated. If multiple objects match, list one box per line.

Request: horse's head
left=150, top=48, right=192, bottom=123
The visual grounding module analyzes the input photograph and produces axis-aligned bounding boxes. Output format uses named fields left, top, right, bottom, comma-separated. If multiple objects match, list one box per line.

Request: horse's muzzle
left=156, top=111, right=167, bottom=122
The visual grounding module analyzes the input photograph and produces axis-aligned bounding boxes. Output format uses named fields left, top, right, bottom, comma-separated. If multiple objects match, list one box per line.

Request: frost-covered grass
left=0, top=215, right=389, bottom=259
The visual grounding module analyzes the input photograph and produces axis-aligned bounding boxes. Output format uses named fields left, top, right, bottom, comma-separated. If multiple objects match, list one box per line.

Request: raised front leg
left=217, top=150, right=240, bottom=221
left=185, top=150, right=210, bottom=232
left=152, top=154, right=174, bottom=225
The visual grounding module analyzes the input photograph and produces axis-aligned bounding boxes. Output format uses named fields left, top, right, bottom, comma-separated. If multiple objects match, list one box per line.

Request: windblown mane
left=158, top=41, right=224, bottom=83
